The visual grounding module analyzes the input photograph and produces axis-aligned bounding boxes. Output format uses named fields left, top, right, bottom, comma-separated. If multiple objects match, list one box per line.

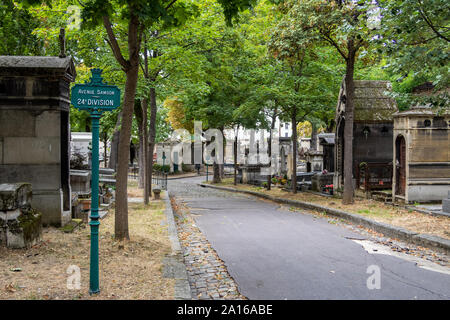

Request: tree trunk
left=310, top=121, right=318, bottom=151
left=147, top=87, right=157, bottom=199
left=342, top=40, right=356, bottom=205
left=115, top=64, right=139, bottom=240
left=213, top=162, right=221, bottom=183
left=220, top=129, right=225, bottom=178
left=142, top=98, right=149, bottom=203
left=134, top=100, right=144, bottom=189
left=267, top=134, right=272, bottom=191
left=109, top=111, right=122, bottom=170
left=291, top=107, right=297, bottom=194
left=220, top=164, right=224, bottom=178
left=212, top=134, right=222, bottom=184
left=138, top=137, right=144, bottom=188
left=234, top=132, right=238, bottom=185
left=102, top=11, right=141, bottom=240
left=267, top=111, right=277, bottom=191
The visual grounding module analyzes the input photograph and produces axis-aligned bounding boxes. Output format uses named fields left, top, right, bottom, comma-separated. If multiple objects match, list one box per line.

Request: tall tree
left=267, top=9, right=338, bottom=193
left=164, top=1, right=262, bottom=183
left=275, top=0, right=374, bottom=202
left=78, top=0, right=255, bottom=239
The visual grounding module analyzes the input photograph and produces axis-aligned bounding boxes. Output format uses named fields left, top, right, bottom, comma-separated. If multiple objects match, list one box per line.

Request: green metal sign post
left=71, top=68, right=120, bottom=295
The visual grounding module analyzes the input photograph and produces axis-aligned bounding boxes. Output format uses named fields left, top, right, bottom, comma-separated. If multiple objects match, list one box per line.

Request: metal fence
left=152, top=170, right=168, bottom=190
left=356, top=162, right=393, bottom=193
left=128, top=164, right=139, bottom=179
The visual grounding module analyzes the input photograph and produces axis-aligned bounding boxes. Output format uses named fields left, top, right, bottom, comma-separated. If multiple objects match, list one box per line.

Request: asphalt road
left=169, top=176, right=450, bottom=300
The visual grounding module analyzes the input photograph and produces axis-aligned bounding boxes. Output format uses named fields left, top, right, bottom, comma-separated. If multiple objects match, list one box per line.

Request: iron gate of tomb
left=356, top=162, right=393, bottom=193
left=245, top=167, right=267, bottom=186
left=152, top=170, right=168, bottom=190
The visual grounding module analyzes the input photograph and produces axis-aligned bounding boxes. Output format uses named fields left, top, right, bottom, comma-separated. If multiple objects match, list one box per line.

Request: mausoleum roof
left=394, top=105, right=450, bottom=117
left=336, top=80, right=398, bottom=122
left=0, top=55, right=76, bottom=79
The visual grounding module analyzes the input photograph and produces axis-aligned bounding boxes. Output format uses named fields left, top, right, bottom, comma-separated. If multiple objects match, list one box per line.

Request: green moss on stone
left=16, top=206, right=42, bottom=244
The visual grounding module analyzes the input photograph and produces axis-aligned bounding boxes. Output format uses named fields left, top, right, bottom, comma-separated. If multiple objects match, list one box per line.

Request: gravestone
left=311, top=173, right=334, bottom=192
left=305, top=150, right=324, bottom=172
left=70, top=169, right=91, bottom=194
left=0, top=56, right=76, bottom=226
left=0, top=183, right=42, bottom=248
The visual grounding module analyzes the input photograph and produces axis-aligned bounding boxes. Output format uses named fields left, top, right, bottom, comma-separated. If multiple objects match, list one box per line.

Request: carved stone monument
left=0, top=183, right=42, bottom=248
left=0, top=56, right=76, bottom=226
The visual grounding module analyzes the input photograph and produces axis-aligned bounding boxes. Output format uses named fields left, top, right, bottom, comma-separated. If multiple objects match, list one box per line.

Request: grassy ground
left=209, top=178, right=450, bottom=240
left=0, top=180, right=174, bottom=300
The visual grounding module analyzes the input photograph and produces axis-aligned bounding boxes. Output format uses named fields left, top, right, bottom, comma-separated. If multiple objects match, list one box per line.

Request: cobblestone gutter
left=162, top=191, right=192, bottom=300
left=169, top=195, right=246, bottom=300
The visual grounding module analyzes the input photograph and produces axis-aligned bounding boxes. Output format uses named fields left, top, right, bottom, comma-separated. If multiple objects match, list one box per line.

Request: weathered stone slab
left=35, top=111, right=60, bottom=138
left=3, top=137, right=60, bottom=164
left=443, top=191, right=450, bottom=213
left=0, top=110, right=35, bottom=137
left=311, top=173, right=334, bottom=192
left=408, top=185, right=450, bottom=203
left=0, top=183, right=32, bottom=211
left=0, top=164, right=61, bottom=190
left=1, top=206, right=42, bottom=248
left=99, top=168, right=115, bottom=175
left=70, top=169, right=91, bottom=193
left=0, top=183, right=41, bottom=248
left=31, top=189, right=65, bottom=226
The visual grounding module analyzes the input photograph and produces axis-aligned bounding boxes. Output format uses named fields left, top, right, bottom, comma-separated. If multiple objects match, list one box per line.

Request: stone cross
left=59, top=28, right=66, bottom=58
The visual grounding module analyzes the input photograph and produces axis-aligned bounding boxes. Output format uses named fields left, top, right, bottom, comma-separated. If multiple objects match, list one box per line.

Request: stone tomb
left=334, top=80, right=398, bottom=190
left=0, top=56, right=76, bottom=226
left=318, top=133, right=335, bottom=173
left=392, top=106, right=450, bottom=203
left=0, top=183, right=42, bottom=248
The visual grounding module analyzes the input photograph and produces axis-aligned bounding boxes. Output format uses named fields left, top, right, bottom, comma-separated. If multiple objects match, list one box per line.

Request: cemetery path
left=168, top=176, right=450, bottom=300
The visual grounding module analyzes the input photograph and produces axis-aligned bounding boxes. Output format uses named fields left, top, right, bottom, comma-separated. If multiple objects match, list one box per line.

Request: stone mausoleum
left=392, top=106, right=450, bottom=203
left=0, top=56, right=76, bottom=226
left=334, top=80, right=398, bottom=191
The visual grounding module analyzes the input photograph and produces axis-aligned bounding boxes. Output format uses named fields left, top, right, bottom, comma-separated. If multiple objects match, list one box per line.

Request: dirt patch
left=0, top=183, right=174, bottom=300
left=210, top=179, right=450, bottom=240
left=127, top=179, right=143, bottom=198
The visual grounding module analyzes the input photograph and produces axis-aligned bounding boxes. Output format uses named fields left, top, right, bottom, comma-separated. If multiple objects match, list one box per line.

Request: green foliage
left=182, top=163, right=193, bottom=172
left=160, top=0, right=263, bottom=132
left=376, top=0, right=449, bottom=110
left=12, top=0, right=448, bottom=156
left=216, top=0, right=256, bottom=25
left=0, top=0, right=43, bottom=55
left=153, top=163, right=170, bottom=172
left=25, top=0, right=126, bottom=135
left=155, top=105, right=172, bottom=142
